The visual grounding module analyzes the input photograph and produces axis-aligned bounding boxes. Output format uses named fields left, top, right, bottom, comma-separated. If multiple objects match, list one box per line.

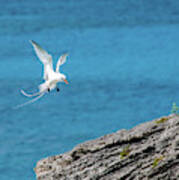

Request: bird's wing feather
left=30, top=40, right=53, bottom=80
left=56, top=53, right=68, bottom=72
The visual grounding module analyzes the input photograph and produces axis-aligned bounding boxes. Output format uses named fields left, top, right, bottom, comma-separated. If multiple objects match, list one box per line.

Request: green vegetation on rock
left=120, top=145, right=130, bottom=159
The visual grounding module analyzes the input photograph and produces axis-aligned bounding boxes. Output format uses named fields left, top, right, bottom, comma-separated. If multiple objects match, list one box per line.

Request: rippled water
left=1, top=0, right=179, bottom=179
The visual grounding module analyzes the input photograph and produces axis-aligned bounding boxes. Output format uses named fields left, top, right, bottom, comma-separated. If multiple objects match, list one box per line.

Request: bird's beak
left=64, top=79, right=69, bottom=84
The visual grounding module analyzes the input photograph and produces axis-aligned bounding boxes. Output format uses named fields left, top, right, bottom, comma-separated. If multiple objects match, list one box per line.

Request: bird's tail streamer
left=13, top=93, right=45, bottom=109
left=20, top=89, right=43, bottom=97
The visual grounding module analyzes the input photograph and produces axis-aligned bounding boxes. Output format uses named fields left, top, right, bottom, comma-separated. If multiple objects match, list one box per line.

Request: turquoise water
left=1, top=0, right=179, bottom=179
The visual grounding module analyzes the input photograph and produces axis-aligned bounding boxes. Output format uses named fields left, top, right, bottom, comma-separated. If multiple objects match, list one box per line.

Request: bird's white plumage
left=30, top=40, right=54, bottom=80
left=30, top=40, right=53, bottom=66
left=15, top=40, right=69, bottom=108
left=56, top=53, right=68, bottom=72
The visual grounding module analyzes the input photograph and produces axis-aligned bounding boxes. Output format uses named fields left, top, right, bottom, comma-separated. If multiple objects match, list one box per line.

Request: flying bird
left=14, top=40, right=69, bottom=109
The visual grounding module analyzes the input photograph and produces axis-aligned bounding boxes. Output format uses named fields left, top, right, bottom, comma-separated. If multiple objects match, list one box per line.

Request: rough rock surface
left=35, top=114, right=179, bottom=180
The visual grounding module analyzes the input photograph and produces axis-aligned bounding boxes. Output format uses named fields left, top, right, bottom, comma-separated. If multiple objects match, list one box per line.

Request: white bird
left=14, top=40, right=69, bottom=109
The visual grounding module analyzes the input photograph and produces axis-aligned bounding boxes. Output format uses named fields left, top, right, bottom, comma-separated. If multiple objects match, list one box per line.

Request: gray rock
left=34, top=114, right=179, bottom=180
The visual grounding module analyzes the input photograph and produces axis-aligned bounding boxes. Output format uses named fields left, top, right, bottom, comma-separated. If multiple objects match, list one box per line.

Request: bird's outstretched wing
left=30, top=40, right=53, bottom=80
left=56, top=53, right=68, bottom=72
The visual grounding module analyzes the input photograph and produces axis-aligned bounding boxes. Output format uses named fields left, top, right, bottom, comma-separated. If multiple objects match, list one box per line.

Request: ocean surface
left=1, top=0, right=179, bottom=179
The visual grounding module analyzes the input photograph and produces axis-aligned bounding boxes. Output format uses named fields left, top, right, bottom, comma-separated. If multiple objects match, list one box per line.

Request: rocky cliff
left=34, top=114, right=179, bottom=180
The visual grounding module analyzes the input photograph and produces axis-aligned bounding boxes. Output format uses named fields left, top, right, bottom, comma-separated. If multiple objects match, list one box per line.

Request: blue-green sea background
left=1, top=0, right=179, bottom=179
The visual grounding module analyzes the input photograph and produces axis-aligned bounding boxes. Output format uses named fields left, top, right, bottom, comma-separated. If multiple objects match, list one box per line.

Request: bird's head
left=60, top=74, right=69, bottom=84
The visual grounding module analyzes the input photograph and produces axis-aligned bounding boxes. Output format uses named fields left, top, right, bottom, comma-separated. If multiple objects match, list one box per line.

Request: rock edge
left=35, top=114, right=179, bottom=180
